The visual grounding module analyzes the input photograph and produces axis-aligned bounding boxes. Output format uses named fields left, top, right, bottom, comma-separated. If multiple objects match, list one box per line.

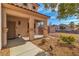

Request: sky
left=37, top=3, right=79, bottom=25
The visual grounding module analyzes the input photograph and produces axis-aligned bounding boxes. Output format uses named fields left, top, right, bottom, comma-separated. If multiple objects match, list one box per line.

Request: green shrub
left=60, top=35, right=76, bottom=45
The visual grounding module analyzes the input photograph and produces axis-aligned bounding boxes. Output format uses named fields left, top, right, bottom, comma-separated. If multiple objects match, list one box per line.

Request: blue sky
left=37, top=3, right=79, bottom=25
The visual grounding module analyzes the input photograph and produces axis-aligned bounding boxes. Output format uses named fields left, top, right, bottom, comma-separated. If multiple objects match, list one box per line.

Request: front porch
left=6, top=13, right=47, bottom=49
left=0, top=4, right=49, bottom=49
left=8, top=35, right=44, bottom=48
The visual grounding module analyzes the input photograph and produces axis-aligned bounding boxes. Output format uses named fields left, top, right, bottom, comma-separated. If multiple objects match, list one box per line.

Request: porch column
left=2, top=6, right=8, bottom=48
left=29, top=16, right=34, bottom=40
left=0, top=4, right=2, bottom=49
left=43, top=20, right=48, bottom=37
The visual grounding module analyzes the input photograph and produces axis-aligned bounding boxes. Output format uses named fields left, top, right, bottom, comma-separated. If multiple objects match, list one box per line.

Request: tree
left=77, top=23, right=79, bottom=27
left=76, top=23, right=79, bottom=30
left=59, top=24, right=66, bottom=31
left=43, top=3, right=79, bottom=19
left=69, top=22, right=75, bottom=30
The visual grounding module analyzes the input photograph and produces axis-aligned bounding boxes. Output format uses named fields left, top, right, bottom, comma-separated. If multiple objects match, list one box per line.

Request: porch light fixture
left=32, top=6, right=36, bottom=9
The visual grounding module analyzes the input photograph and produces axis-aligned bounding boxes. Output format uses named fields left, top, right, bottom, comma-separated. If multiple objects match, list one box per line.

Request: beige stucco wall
left=14, top=3, right=38, bottom=12
left=7, top=16, right=29, bottom=38
left=28, top=3, right=38, bottom=11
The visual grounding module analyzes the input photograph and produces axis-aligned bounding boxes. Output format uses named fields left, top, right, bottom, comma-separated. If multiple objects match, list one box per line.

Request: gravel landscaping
left=32, top=33, right=79, bottom=56
left=0, top=48, right=10, bottom=56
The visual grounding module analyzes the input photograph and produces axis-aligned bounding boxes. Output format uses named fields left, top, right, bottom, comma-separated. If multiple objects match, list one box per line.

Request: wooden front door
left=7, top=21, right=16, bottom=39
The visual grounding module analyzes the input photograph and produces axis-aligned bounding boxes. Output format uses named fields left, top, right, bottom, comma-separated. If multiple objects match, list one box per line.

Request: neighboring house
left=49, top=25, right=60, bottom=32
left=55, top=24, right=79, bottom=32
left=0, top=3, right=49, bottom=49
left=62, top=25, right=77, bottom=31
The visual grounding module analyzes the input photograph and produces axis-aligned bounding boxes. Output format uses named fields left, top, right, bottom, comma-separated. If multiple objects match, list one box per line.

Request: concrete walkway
left=10, top=41, right=44, bottom=56
left=8, top=35, right=49, bottom=56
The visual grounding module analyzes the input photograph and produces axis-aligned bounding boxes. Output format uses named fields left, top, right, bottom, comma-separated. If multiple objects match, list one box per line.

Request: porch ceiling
left=2, top=4, right=49, bottom=20
left=7, top=14, right=29, bottom=20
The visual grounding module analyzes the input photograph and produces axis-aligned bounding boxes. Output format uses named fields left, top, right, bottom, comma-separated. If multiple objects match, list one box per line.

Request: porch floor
left=8, top=35, right=44, bottom=48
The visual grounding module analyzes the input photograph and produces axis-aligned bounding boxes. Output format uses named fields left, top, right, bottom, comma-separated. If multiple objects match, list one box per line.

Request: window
left=27, top=23, right=29, bottom=33
left=32, top=6, right=36, bottom=9
left=18, top=21, right=21, bottom=25
left=23, top=3, right=27, bottom=6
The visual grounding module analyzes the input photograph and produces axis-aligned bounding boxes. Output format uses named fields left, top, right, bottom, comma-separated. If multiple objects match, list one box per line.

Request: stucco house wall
left=13, top=3, right=38, bottom=12
left=7, top=15, right=29, bottom=38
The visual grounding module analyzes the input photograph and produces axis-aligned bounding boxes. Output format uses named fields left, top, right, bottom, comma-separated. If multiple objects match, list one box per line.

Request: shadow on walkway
left=8, top=37, right=27, bottom=48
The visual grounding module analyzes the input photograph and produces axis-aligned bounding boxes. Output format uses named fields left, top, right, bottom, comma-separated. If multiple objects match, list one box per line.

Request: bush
left=60, top=35, right=76, bottom=45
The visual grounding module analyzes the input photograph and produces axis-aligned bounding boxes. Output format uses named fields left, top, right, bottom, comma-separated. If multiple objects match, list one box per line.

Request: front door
left=7, top=21, right=16, bottom=39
